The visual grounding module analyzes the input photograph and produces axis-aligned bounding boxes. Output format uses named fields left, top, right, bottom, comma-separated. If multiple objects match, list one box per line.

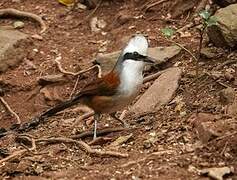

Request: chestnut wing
left=75, top=71, right=120, bottom=98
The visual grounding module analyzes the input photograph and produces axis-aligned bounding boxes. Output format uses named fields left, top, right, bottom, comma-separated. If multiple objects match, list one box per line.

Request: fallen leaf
left=109, top=134, right=133, bottom=148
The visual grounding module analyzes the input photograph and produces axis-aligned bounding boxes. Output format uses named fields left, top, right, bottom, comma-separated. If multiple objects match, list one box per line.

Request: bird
left=38, top=34, right=155, bottom=139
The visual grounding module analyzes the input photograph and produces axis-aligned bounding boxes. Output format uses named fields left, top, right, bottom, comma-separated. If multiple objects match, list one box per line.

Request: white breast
left=118, top=60, right=144, bottom=97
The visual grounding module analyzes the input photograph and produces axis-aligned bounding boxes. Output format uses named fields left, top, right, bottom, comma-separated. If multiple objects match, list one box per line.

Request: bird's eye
left=133, top=52, right=139, bottom=56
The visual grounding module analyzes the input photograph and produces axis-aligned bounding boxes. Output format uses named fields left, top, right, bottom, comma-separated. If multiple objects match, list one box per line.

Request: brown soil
left=0, top=0, right=237, bottom=179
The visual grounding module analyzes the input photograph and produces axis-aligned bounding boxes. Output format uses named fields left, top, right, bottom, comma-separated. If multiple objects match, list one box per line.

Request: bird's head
left=113, top=35, right=156, bottom=75
left=122, top=35, right=155, bottom=65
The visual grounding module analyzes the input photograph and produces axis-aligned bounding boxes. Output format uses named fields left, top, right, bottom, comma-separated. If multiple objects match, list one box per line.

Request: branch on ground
left=0, top=8, right=47, bottom=34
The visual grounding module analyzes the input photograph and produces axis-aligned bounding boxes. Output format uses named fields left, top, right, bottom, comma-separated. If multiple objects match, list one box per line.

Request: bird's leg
left=110, top=112, right=129, bottom=128
left=93, top=113, right=100, bottom=139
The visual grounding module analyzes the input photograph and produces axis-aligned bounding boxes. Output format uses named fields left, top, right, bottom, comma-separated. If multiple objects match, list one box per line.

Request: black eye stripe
left=123, top=52, right=145, bottom=61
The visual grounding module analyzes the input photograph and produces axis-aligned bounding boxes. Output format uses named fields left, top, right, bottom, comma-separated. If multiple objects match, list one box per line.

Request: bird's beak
left=143, top=56, right=156, bottom=64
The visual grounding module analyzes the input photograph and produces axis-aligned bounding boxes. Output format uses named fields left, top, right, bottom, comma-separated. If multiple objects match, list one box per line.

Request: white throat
left=118, top=60, right=144, bottom=97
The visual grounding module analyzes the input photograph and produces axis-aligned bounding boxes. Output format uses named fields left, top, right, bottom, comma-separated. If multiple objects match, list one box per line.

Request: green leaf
left=206, top=16, right=217, bottom=27
left=199, top=10, right=211, bottom=20
left=161, top=28, right=175, bottom=38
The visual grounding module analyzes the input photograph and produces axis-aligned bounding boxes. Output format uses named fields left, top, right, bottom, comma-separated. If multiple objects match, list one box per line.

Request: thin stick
left=143, top=70, right=166, bottom=83
left=0, top=8, right=46, bottom=34
left=37, top=137, right=128, bottom=158
left=143, top=0, right=169, bottom=12
left=164, top=38, right=198, bottom=62
left=0, top=149, right=27, bottom=165
left=55, top=57, right=101, bottom=77
left=0, top=97, right=21, bottom=124
left=73, top=111, right=94, bottom=126
left=69, top=75, right=80, bottom=98
left=0, top=135, right=36, bottom=165
left=216, top=59, right=237, bottom=70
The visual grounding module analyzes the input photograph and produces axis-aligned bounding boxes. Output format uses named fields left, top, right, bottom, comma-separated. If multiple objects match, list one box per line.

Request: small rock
left=90, top=17, right=107, bottom=33
left=219, top=87, right=235, bottom=105
left=115, top=12, right=133, bottom=26
left=0, top=28, right=29, bottom=72
left=13, top=21, right=24, bottom=29
left=227, top=100, right=237, bottom=116
left=224, top=71, right=234, bottom=81
left=129, top=67, right=181, bottom=116
left=207, top=4, right=237, bottom=48
left=200, top=166, right=234, bottom=180
left=31, top=34, right=43, bottom=40
left=38, top=74, right=66, bottom=86
left=190, top=113, right=237, bottom=143
left=196, top=121, right=222, bottom=143
left=25, top=59, right=37, bottom=70
left=40, top=87, right=62, bottom=102
left=77, top=3, right=87, bottom=10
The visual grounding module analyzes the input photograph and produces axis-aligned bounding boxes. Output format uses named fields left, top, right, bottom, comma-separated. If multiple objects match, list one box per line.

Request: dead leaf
left=109, top=133, right=133, bottom=148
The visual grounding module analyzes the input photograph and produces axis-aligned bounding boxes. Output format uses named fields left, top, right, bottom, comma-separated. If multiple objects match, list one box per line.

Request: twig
left=0, top=149, right=27, bottom=165
left=164, top=38, right=198, bottom=62
left=37, top=137, right=128, bottom=158
left=220, top=141, right=228, bottom=156
left=142, top=0, right=169, bottom=12
left=71, top=0, right=102, bottom=29
left=0, top=97, right=21, bottom=125
left=55, top=57, right=102, bottom=77
left=70, top=75, right=80, bottom=98
left=0, top=135, right=36, bottom=165
left=119, top=110, right=127, bottom=120
left=143, top=70, right=166, bottom=83
left=0, top=8, right=46, bottom=34
left=71, top=127, right=128, bottom=139
left=216, top=59, right=237, bottom=70
left=74, top=111, right=94, bottom=126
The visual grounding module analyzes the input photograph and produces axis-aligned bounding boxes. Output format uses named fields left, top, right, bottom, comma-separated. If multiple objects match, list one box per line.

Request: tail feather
left=40, top=96, right=81, bottom=118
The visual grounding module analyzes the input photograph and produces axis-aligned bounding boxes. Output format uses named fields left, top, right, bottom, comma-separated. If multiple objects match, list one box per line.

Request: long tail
left=16, top=95, right=82, bottom=133
left=40, top=96, right=81, bottom=118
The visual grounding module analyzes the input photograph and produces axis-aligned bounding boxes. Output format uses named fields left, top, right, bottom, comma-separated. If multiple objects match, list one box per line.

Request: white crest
left=123, top=35, right=148, bottom=56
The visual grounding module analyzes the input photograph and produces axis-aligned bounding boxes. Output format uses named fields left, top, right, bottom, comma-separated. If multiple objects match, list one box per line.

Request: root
left=0, top=8, right=46, bottom=34
left=0, top=97, right=21, bottom=125
left=37, top=137, right=128, bottom=158
left=55, top=57, right=102, bottom=78
left=0, top=134, right=36, bottom=165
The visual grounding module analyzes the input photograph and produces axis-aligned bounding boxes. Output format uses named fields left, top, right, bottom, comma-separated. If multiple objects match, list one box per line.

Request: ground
left=0, top=0, right=237, bottom=179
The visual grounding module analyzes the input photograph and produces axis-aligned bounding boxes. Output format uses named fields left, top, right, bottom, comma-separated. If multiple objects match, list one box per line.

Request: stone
left=95, top=46, right=181, bottom=75
left=190, top=113, right=237, bottom=143
left=0, top=28, right=29, bottom=72
left=200, top=166, right=234, bottom=180
left=219, top=87, right=235, bottom=105
left=227, top=101, right=237, bottom=116
left=13, top=21, right=24, bottom=29
left=90, top=17, right=106, bottom=33
left=195, top=121, right=222, bottom=143
left=129, top=67, right=181, bottom=116
left=207, top=4, right=237, bottom=48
